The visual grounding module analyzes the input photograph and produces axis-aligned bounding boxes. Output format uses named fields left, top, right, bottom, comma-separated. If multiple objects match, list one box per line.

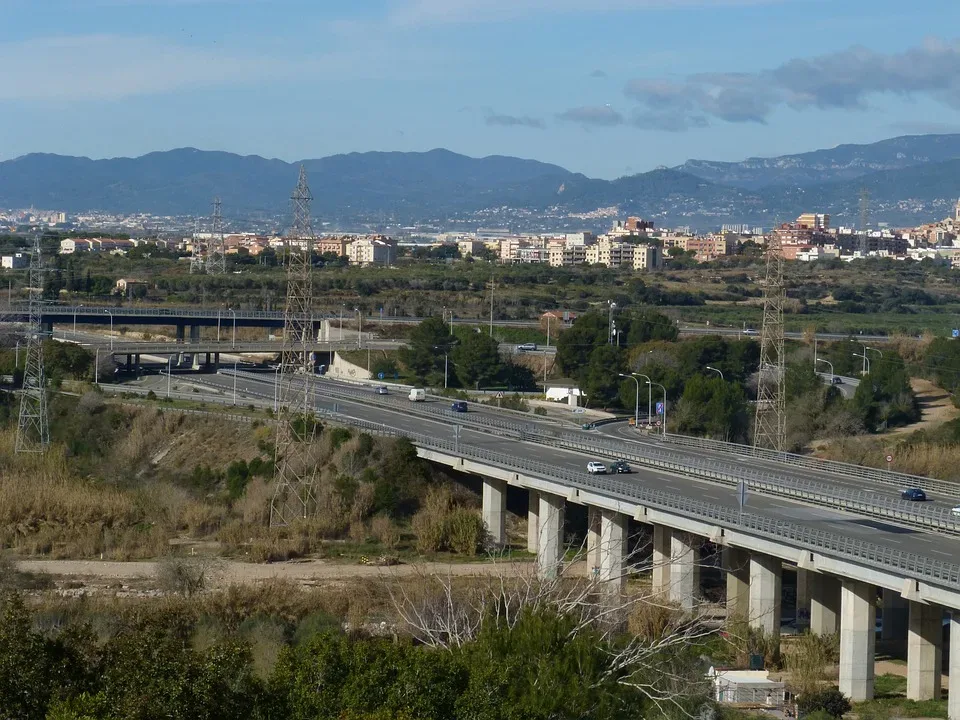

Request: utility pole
left=16, top=233, right=50, bottom=453
left=754, top=229, right=786, bottom=452
left=489, top=272, right=495, bottom=337
left=206, top=197, right=226, bottom=275
left=270, top=167, right=320, bottom=527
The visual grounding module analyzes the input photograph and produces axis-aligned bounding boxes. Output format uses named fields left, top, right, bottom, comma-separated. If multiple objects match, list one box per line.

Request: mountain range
left=3, top=135, right=960, bottom=230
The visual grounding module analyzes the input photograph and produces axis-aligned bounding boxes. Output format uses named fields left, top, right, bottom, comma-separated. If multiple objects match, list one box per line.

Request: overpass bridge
left=106, top=370, right=960, bottom=711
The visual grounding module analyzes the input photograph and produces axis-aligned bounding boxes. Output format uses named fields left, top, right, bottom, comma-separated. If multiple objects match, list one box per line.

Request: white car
left=587, top=461, right=607, bottom=474
left=952, top=505, right=960, bottom=517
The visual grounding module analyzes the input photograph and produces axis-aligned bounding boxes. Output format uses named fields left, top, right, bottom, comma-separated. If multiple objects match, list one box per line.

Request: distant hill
left=674, top=134, right=960, bottom=190
left=0, top=147, right=573, bottom=220
left=1, top=139, right=959, bottom=229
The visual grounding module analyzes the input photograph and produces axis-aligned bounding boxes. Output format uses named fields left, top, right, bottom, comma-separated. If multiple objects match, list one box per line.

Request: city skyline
left=1, top=0, right=959, bottom=177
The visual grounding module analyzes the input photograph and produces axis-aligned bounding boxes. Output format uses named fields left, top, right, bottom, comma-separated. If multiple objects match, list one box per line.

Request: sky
left=2, top=0, right=960, bottom=178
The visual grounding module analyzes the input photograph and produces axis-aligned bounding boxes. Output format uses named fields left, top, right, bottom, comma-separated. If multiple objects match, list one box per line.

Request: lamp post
left=853, top=352, right=870, bottom=375
left=816, top=358, right=834, bottom=384
left=274, top=363, right=282, bottom=413
left=434, top=346, right=450, bottom=389
left=167, top=356, right=172, bottom=398
left=618, top=373, right=640, bottom=428
left=217, top=309, right=222, bottom=343
left=649, top=381, right=667, bottom=437
left=94, top=347, right=99, bottom=385
left=633, top=373, right=652, bottom=427
left=233, top=362, right=238, bottom=406
left=339, top=304, right=344, bottom=341
left=546, top=313, right=551, bottom=349
left=706, top=365, right=724, bottom=380
left=105, top=310, right=114, bottom=350
left=229, top=308, right=237, bottom=349
left=355, top=308, right=362, bottom=349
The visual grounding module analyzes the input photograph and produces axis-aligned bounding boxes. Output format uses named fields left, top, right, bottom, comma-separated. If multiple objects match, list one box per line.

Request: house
left=708, top=667, right=786, bottom=706
left=541, top=309, right=578, bottom=328
left=115, top=278, right=149, bottom=298
left=1, top=253, right=29, bottom=269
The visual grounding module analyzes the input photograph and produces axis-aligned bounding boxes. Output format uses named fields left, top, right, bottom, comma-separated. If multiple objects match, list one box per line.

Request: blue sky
left=1, top=0, right=960, bottom=177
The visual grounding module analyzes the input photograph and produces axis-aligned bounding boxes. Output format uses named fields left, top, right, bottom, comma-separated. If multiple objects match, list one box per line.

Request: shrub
left=446, top=509, right=485, bottom=556
left=797, top=688, right=851, bottom=718
left=370, top=514, right=400, bottom=549
left=155, top=554, right=218, bottom=597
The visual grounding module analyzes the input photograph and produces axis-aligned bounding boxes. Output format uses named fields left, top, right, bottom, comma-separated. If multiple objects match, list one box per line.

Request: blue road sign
left=378, top=372, right=385, bottom=380
left=953, top=329, right=959, bottom=338
left=656, top=401, right=664, bottom=415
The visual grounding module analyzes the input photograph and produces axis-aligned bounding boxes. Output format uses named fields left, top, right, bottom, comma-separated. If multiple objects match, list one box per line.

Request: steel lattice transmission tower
left=206, top=197, right=227, bottom=275
left=753, top=230, right=786, bottom=452
left=270, top=167, right=319, bottom=527
left=189, top=216, right=205, bottom=274
left=16, top=234, right=50, bottom=453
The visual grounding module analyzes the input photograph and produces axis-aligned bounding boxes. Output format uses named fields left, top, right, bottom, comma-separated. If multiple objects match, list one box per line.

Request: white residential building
left=347, top=237, right=395, bottom=266
left=1, top=253, right=29, bottom=269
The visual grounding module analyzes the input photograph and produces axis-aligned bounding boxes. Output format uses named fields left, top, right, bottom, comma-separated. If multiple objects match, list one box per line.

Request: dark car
left=831, top=376, right=843, bottom=385
left=901, top=488, right=927, bottom=501
left=610, top=460, right=631, bottom=474
left=451, top=401, right=468, bottom=413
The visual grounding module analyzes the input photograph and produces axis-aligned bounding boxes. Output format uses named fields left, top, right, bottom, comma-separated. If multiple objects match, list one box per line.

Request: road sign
left=378, top=372, right=385, bottom=380
left=495, top=391, right=504, bottom=399
left=953, top=329, right=959, bottom=338
left=737, top=480, right=748, bottom=510
left=886, top=454, right=893, bottom=463
left=654, top=420, right=662, bottom=427
left=656, top=401, right=664, bottom=415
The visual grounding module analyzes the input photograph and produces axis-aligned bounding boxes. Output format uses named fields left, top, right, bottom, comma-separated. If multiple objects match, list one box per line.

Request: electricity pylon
left=270, top=167, right=319, bottom=527
left=206, top=197, right=226, bottom=275
left=753, top=230, right=785, bottom=451
left=15, top=233, right=50, bottom=453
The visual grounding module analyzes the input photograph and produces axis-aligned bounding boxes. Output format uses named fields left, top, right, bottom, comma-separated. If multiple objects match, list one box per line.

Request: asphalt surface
left=177, top=371, right=960, bottom=565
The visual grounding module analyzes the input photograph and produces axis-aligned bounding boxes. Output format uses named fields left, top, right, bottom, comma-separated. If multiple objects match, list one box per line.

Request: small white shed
left=708, top=667, right=786, bottom=705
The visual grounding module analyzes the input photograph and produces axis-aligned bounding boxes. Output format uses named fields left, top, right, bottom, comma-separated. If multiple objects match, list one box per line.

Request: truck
left=408, top=388, right=426, bottom=402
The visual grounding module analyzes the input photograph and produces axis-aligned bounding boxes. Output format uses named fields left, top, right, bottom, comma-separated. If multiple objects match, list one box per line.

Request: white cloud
left=0, top=35, right=295, bottom=101
left=387, top=0, right=797, bottom=27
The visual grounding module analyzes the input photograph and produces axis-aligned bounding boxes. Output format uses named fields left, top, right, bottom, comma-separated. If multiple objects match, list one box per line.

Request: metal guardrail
left=218, top=370, right=960, bottom=536
left=661, top=433, right=960, bottom=498
left=97, top=381, right=960, bottom=590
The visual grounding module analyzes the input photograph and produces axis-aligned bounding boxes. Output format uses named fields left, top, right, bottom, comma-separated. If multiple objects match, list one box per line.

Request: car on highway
left=832, top=376, right=843, bottom=385
left=408, top=388, right=426, bottom=402
left=743, top=329, right=757, bottom=335
left=951, top=505, right=960, bottom=517
left=451, top=401, right=468, bottom=412
left=586, top=461, right=607, bottom=474
left=610, top=460, right=631, bottom=474
left=517, top=343, right=538, bottom=352
left=901, top=488, right=927, bottom=501
left=375, top=386, right=389, bottom=395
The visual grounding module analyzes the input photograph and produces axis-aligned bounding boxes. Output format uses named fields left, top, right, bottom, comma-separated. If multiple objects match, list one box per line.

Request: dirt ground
left=885, top=378, right=959, bottom=437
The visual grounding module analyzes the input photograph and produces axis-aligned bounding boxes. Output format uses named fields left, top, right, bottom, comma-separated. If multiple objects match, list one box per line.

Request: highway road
left=138, top=372, right=960, bottom=565
left=196, top=370, right=959, bottom=512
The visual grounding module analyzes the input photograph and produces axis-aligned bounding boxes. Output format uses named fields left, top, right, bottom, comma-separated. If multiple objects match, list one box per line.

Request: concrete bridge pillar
left=536, top=492, right=564, bottom=581
left=839, top=579, right=876, bottom=701
left=749, top=553, right=782, bottom=637
left=796, top=568, right=810, bottom=623
left=810, top=572, right=841, bottom=636
left=882, top=588, right=909, bottom=650
left=481, top=477, right=507, bottom=547
left=722, top=546, right=750, bottom=620
left=213, top=352, right=220, bottom=372
left=652, top=524, right=670, bottom=596
left=948, top=613, right=960, bottom=720
left=587, top=507, right=601, bottom=576
left=670, top=531, right=700, bottom=612
left=134, top=354, right=141, bottom=376
left=176, top=324, right=185, bottom=343
left=190, top=325, right=200, bottom=342
left=907, top=601, right=942, bottom=701
left=125, top=354, right=132, bottom=372
left=598, top=510, right=627, bottom=592
left=526, top=490, right=539, bottom=554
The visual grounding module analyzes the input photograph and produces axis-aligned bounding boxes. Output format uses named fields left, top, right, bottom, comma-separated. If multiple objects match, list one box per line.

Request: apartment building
left=317, top=236, right=350, bottom=257
left=549, top=243, right=588, bottom=267
left=346, top=237, right=395, bottom=266
left=632, top=244, right=663, bottom=270
left=1, top=253, right=28, bottom=269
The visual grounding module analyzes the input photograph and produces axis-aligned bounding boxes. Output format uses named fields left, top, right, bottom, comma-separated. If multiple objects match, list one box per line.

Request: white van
left=408, top=388, right=426, bottom=402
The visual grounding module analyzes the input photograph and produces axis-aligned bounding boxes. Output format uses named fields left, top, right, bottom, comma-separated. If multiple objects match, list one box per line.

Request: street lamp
left=816, top=358, right=834, bottom=383
left=633, top=373, right=652, bottom=427
left=229, top=308, right=237, bottom=349
left=233, top=362, right=238, bottom=406
left=94, top=347, right=99, bottom=385
left=852, top=352, right=870, bottom=375
left=434, top=346, right=450, bottom=389
left=648, top=381, right=667, bottom=438
left=217, top=309, right=222, bottom=343
left=274, top=363, right=282, bottom=412
left=167, top=356, right=172, bottom=398
left=355, top=307, right=362, bottom=349
left=105, top=309, right=114, bottom=349
left=705, top=366, right=724, bottom=380
left=618, top=373, right=640, bottom=428
left=340, top=304, right=344, bottom=341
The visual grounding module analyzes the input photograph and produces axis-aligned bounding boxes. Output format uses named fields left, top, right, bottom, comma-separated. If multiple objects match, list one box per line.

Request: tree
left=451, top=333, right=501, bottom=389
left=580, top=344, right=626, bottom=408
left=675, top=375, right=750, bottom=441
left=555, top=311, right=608, bottom=376
left=852, top=351, right=918, bottom=431
left=400, top=317, right=450, bottom=381
left=625, top=309, right=678, bottom=345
